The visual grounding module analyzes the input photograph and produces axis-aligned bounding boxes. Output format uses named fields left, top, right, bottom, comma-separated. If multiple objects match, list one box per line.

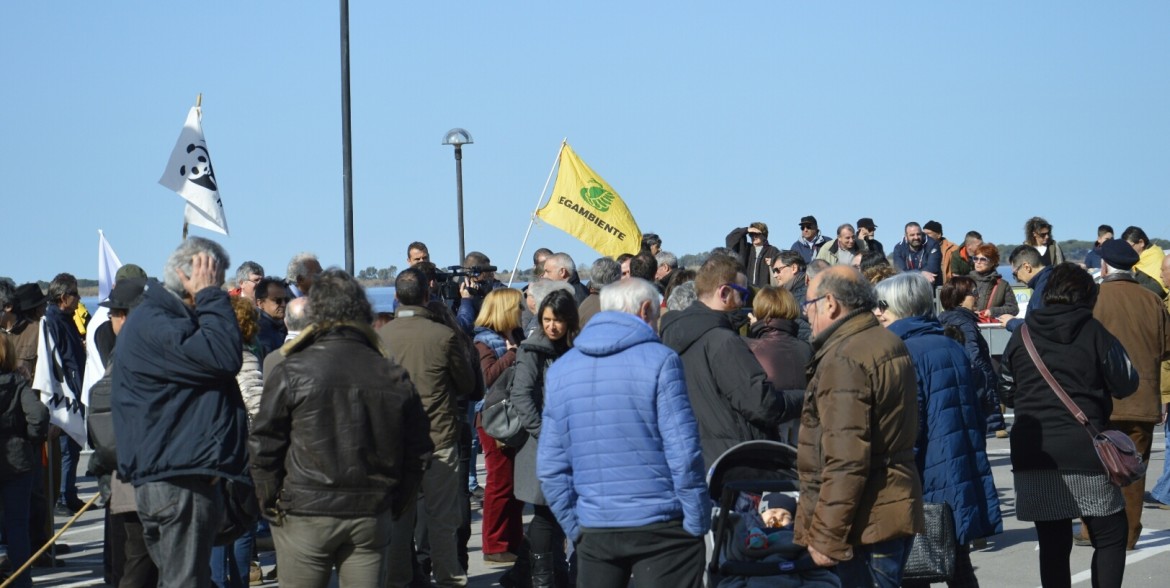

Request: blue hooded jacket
left=888, top=315, right=1002, bottom=544
left=111, top=280, right=248, bottom=485
left=538, top=311, right=711, bottom=541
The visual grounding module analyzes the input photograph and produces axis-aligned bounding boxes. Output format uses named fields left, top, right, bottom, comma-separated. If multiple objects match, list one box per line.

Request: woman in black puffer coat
left=938, top=276, right=1006, bottom=436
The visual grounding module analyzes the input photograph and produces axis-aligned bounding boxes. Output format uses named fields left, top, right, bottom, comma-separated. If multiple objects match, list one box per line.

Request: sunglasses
left=1036, top=231, right=1051, bottom=238
left=266, top=297, right=290, bottom=305
left=724, top=283, right=751, bottom=299
left=877, top=300, right=889, bottom=313
left=802, top=295, right=827, bottom=312
left=972, top=256, right=992, bottom=263
left=771, top=265, right=789, bottom=274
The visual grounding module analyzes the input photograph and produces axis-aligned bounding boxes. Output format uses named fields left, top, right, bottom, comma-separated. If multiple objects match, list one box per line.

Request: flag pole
left=181, top=93, right=203, bottom=241
left=508, top=139, right=567, bottom=287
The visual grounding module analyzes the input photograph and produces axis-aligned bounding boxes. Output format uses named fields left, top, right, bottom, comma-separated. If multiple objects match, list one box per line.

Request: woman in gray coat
left=511, top=289, right=579, bottom=587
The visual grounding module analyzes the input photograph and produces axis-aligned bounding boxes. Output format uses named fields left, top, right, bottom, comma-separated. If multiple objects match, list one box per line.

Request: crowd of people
left=0, top=213, right=1168, bottom=588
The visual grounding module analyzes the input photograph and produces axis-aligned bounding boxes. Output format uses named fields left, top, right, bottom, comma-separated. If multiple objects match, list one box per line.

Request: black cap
left=1098, top=239, right=1139, bottom=271
left=100, top=278, right=147, bottom=311
left=799, top=215, right=818, bottom=228
left=923, top=220, right=943, bottom=234
left=857, top=217, right=877, bottom=231
left=14, top=283, right=48, bottom=313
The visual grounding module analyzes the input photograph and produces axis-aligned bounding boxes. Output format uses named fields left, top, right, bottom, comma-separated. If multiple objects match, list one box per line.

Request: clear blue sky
left=3, top=2, right=1167, bottom=283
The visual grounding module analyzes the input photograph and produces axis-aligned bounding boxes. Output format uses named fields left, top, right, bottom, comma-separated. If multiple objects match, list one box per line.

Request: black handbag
left=902, top=501, right=957, bottom=583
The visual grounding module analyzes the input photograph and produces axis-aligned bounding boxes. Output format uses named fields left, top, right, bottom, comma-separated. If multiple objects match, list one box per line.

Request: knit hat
left=1098, top=239, right=1139, bottom=271
left=923, top=220, right=943, bottom=234
left=762, top=492, right=797, bottom=514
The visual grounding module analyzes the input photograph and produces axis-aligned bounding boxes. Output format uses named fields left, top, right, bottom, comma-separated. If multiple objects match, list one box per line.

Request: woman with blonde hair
left=472, top=288, right=527, bottom=565
left=745, top=286, right=811, bottom=445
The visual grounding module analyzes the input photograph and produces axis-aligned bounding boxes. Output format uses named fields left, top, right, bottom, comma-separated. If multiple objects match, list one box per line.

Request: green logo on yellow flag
left=580, top=179, right=614, bottom=212
left=536, top=143, right=642, bottom=259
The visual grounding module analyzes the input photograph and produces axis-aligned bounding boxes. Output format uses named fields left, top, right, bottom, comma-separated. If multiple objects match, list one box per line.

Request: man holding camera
left=452, top=251, right=502, bottom=335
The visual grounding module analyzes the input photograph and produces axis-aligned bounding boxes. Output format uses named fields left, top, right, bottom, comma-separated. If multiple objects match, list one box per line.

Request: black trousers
left=575, top=522, right=704, bottom=588
left=1035, top=510, right=1127, bottom=588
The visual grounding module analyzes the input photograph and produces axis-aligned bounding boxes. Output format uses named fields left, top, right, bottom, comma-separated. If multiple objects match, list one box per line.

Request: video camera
left=434, top=264, right=498, bottom=301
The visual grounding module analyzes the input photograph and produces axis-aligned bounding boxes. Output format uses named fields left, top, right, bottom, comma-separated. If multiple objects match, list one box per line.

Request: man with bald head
left=793, top=266, right=923, bottom=586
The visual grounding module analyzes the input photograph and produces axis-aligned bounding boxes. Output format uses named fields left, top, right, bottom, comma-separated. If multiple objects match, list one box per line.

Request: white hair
left=655, top=251, right=679, bottom=270
left=528, top=279, right=573, bottom=304
left=873, top=271, right=934, bottom=320
left=666, top=281, right=697, bottom=312
left=601, top=278, right=661, bottom=318
left=546, top=252, right=576, bottom=275
left=286, top=252, right=320, bottom=282
left=163, top=237, right=230, bottom=295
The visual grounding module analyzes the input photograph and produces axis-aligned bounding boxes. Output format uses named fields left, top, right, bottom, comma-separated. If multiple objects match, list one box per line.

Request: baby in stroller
left=716, top=491, right=840, bottom=588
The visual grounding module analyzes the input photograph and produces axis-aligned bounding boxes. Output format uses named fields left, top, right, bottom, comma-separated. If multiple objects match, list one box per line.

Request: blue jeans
left=1, top=470, right=35, bottom=588
left=211, top=528, right=255, bottom=588
left=1150, top=421, right=1170, bottom=504
left=834, top=537, right=913, bottom=588
left=136, top=476, right=224, bottom=588
left=59, top=435, right=82, bottom=506
left=468, top=401, right=482, bottom=491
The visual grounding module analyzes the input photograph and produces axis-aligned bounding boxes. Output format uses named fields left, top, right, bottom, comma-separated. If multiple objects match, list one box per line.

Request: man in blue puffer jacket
left=539, top=278, right=710, bottom=588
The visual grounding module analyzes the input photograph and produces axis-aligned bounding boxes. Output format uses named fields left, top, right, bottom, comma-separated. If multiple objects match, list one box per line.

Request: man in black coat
left=659, top=255, right=802, bottom=467
left=726, top=222, right=782, bottom=289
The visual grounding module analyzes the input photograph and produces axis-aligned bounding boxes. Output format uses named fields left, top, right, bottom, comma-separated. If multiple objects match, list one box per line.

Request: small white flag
left=97, top=230, right=122, bottom=301
left=159, top=106, right=229, bottom=235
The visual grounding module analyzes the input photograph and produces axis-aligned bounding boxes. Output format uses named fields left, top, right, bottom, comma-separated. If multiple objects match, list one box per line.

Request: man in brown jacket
left=1091, top=241, right=1170, bottom=549
left=379, top=268, right=476, bottom=587
left=794, top=266, right=924, bottom=587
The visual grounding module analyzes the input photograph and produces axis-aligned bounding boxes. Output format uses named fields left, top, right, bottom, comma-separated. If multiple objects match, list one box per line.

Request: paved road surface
left=28, top=426, right=1170, bottom=587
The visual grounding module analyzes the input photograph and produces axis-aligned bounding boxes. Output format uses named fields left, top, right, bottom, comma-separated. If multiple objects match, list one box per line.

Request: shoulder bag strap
left=1020, top=325, right=1094, bottom=432
left=984, top=281, right=1000, bottom=314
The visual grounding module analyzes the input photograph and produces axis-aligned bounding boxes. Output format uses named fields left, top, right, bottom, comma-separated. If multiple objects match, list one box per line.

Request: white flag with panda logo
left=159, top=107, right=230, bottom=235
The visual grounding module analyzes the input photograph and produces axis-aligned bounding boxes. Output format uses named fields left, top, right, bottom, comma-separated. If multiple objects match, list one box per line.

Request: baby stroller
left=706, top=440, right=839, bottom=588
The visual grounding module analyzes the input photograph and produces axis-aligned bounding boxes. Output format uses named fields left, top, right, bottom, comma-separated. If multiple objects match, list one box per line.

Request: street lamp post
left=442, top=128, right=473, bottom=263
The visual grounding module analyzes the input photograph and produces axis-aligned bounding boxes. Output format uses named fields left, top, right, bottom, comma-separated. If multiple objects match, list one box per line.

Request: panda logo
left=178, top=143, right=218, bottom=192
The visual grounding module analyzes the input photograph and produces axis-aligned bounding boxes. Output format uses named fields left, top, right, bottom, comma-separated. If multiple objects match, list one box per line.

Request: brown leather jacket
left=793, top=310, right=924, bottom=561
left=1094, top=274, right=1170, bottom=422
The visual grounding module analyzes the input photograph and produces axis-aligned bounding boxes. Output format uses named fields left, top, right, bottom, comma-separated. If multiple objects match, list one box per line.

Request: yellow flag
left=537, top=143, right=642, bottom=258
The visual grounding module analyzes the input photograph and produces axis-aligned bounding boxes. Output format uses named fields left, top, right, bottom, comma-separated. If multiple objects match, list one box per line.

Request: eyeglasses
left=266, top=297, right=290, bottom=305
left=802, top=295, right=827, bottom=312
left=972, top=256, right=991, bottom=263
left=877, top=300, right=889, bottom=313
left=724, top=283, right=750, bottom=299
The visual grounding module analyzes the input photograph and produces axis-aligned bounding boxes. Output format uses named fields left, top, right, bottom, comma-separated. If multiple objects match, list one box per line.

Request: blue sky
left=2, top=3, right=1167, bottom=283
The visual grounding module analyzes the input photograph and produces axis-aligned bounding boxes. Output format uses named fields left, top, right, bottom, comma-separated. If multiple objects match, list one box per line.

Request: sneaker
left=484, top=552, right=519, bottom=566
left=995, top=430, right=1009, bottom=439
left=249, top=563, right=263, bottom=584
left=54, top=503, right=77, bottom=517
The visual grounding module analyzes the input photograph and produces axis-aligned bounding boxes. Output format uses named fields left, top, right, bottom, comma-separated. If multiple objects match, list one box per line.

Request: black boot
left=531, top=552, right=556, bottom=588
left=500, top=549, right=531, bottom=588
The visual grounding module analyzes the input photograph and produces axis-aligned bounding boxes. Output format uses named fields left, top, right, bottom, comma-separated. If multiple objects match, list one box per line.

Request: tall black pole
left=340, top=0, right=355, bottom=275
left=455, top=144, right=466, bottom=263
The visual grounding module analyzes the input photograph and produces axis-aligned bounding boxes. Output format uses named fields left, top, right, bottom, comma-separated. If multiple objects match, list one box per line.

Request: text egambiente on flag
left=537, top=143, right=641, bottom=258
